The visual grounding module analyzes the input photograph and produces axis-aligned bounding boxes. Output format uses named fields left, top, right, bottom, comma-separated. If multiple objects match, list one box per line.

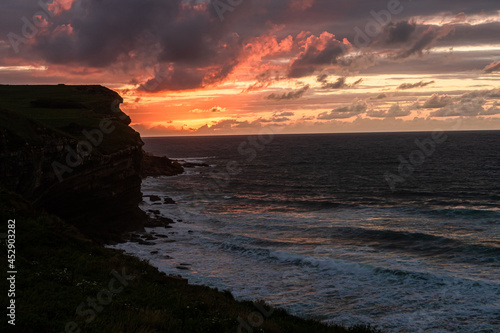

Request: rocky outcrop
left=0, top=85, right=145, bottom=240
left=141, top=152, right=184, bottom=178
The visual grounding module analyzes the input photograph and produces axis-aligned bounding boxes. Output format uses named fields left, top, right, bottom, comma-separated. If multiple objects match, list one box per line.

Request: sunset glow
left=2, top=0, right=500, bottom=135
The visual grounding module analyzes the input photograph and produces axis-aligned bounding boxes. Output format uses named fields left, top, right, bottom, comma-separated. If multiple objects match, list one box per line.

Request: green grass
left=0, top=189, right=384, bottom=333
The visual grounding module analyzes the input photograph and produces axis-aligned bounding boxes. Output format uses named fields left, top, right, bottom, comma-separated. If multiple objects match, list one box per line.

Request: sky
left=1, top=0, right=500, bottom=136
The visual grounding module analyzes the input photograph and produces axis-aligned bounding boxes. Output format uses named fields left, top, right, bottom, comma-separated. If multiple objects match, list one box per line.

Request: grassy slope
left=0, top=189, right=382, bottom=333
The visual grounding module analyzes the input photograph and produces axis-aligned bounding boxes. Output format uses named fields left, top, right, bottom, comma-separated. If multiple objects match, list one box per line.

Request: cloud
left=430, top=98, right=494, bottom=117
left=422, top=94, right=453, bottom=108
left=267, top=85, right=310, bottom=100
left=317, top=75, right=362, bottom=89
left=243, top=70, right=280, bottom=93
left=317, top=100, right=367, bottom=119
left=367, top=104, right=411, bottom=118
left=483, top=61, right=500, bottom=73
left=274, top=111, right=295, bottom=117
left=393, top=25, right=455, bottom=59
left=288, top=32, right=350, bottom=78
left=384, top=21, right=417, bottom=44
left=482, top=103, right=500, bottom=115
left=290, top=0, right=315, bottom=11
left=460, top=88, right=500, bottom=99
left=397, top=80, right=435, bottom=90
left=10, top=0, right=245, bottom=92
left=189, top=106, right=226, bottom=113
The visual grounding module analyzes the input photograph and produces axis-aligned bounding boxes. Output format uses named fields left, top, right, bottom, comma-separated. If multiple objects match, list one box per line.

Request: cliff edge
left=0, top=85, right=146, bottom=240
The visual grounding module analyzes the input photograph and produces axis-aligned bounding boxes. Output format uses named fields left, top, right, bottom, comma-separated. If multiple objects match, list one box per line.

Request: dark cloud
left=374, top=93, right=387, bottom=99
left=384, top=21, right=417, bottom=44
left=243, top=70, right=280, bottom=93
left=316, top=73, right=328, bottom=83
left=1, top=0, right=500, bottom=92
left=318, top=76, right=363, bottom=89
left=4, top=0, right=244, bottom=91
left=430, top=99, right=492, bottom=117
left=288, top=32, right=349, bottom=78
left=393, top=26, right=454, bottom=59
left=423, top=94, right=453, bottom=108
left=317, top=100, right=367, bottom=119
left=460, top=88, right=500, bottom=99
left=274, top=111, right=295, bottom=117
left=267, top=85, right=310, bottom=100
left=189, top=106, right=226, bottom=113
left=398, top=80, right=435, bottom=90
left=437, top=22, right=500, bottom=47
left=256, top=111, right=295, bottom=123
left=367, top=104, right=411, bottom=118
left=139, top=67, right=205, bottom=92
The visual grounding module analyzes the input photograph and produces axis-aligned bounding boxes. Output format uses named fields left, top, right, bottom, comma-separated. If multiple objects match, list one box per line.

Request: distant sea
left=113, top=131, right=500, bottom=332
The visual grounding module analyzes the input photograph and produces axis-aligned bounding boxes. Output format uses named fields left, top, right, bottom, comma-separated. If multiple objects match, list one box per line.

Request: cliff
left=0, top=85, right=146, bottom=240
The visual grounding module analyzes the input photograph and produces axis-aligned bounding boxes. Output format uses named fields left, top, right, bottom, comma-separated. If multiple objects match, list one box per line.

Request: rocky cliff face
left=0, top=85, right=145, bottom=240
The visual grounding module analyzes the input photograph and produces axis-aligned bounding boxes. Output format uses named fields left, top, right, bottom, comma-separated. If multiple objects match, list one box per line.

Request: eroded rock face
left=0, top=85, right=145, bottom=240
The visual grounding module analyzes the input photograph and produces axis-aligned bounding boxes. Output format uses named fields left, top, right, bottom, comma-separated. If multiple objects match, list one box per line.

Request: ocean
left=112, top=131, right=500, bottom=332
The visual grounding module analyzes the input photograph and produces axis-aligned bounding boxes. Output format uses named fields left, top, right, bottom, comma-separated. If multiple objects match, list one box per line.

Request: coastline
left=0, top=85, right=383, bottom=332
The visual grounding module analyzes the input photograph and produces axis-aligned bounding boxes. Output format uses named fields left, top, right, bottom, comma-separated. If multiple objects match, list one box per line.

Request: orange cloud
left=48, top=0, right=77, bottom=16
left=483, top=61, right=500, bottom=73
left=290, top=0, right=316, bottom=11
left=289, top=32, right=351, bottom=77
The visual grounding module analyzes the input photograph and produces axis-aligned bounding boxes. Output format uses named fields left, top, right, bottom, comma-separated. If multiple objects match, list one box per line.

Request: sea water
left=112, top=131, right=500, bottom=332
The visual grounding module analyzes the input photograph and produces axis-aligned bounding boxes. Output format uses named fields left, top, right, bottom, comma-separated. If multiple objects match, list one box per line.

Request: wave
left=213, top=239, right=500, bottom=290
left=315, top=226, right=500, bottom=261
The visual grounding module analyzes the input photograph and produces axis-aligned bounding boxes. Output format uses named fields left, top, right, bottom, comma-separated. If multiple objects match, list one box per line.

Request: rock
left=163, top=197, right=176, bottom=204
left=155, top=234, right=169, bottom=238
left=141, top=154, right=184, bottom=178
left=138, top=240, right=155, bottom=246
left=150, top=251, right=159, bottom=254
left=181, top=162, right=209, bottom=168
left=168, top=274, right=188, bottom=283
left=148, top=195, right=161, bottom=202
left=148, top=209, right=161, bottom=215
left=143, top=216, right=174, bottom=228
left=141, top=234, right=157, bottom=241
